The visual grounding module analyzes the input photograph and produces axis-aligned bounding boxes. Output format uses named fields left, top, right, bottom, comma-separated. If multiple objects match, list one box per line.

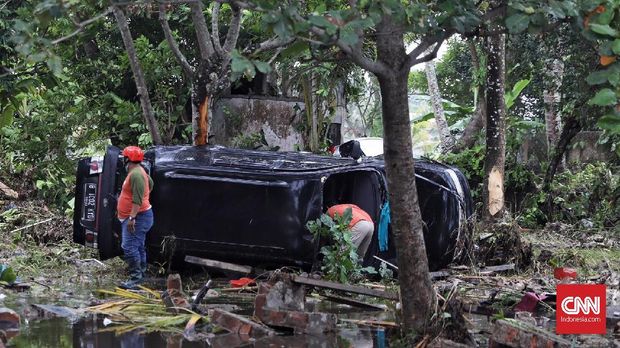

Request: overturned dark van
left=73, top=145, right=472, bottom=271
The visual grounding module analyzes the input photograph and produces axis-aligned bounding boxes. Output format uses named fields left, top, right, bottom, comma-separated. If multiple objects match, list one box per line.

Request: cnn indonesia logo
left=556, top=284, right=606, bottom=334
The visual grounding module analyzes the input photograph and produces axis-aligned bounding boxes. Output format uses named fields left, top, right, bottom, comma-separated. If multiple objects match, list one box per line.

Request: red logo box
left=556, top=284, right=606, bottom=334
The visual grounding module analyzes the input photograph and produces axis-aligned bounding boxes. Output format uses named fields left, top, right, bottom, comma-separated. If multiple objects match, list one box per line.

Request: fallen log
left=291, top=275, right=399, bottom=300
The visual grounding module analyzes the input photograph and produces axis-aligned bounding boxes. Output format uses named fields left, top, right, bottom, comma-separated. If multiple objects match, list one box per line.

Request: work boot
left=119, top=259, right=143, bottom=290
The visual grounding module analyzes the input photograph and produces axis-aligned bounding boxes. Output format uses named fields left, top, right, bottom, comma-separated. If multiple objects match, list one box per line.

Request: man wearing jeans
left=117, top=146, right=154, bottom=289
left=326, top=204, right=374, bottom=259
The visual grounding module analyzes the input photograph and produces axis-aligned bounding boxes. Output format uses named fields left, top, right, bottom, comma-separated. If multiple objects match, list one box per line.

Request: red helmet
left=122, top=146, right=144, bottom=162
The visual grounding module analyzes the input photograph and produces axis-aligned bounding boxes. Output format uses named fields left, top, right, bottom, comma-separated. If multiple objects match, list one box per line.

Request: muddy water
left=7, top=315, right=391, bottom=347
left=6, top=292, right=395, bottom=347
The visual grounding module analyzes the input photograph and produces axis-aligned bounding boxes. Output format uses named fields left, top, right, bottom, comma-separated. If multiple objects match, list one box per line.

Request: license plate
left=82, top=182, right=97, bottom=221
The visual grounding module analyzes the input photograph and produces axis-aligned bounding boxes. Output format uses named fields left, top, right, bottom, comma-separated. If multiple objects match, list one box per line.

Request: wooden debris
left=8, top=218, right=53, bottom=234
left=430, top=270, right=451, bottom=279
left=184, top=255, right=252, bottom=274
left=478, top=263, right=515, bottom=275
left=321, top=294, right=386, bottom=311
left=339, top=318, right=399, bottom=328
left=219, top=286, right=258, bottom=293
left=211, top=309, right=275, bottom=338
left=489, top=319, right=571, bottom=348
left=428, top=337, right=473, bottom=348
left=607, top=305, right=620, bottom=329
left=0, top=181, right=18, bottom=199
left=291, top=275, right=399, bottom=300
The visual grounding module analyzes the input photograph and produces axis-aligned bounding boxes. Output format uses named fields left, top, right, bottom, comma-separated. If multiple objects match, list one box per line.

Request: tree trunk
left=425, top=60, right=455, bottom=152
left=543, top=59, right=564, bottom=158
left=331, top=81, right=346, bottom=145
left=452, top=39, right=486, bottom=153
left=375, top=17, right=435, bottom=334
left=453, top=91, right=486, bottom=152
left=543, top=114, right=581, bottom=192
left=483, top=32, right=506, bottom=219
left=311, top=74, right=320, bottom=152
left=112, top=6, right=163, bottom=145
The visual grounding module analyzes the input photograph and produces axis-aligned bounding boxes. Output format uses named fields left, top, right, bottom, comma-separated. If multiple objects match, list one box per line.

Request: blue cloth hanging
left=378, top=202, right=390, bottom=252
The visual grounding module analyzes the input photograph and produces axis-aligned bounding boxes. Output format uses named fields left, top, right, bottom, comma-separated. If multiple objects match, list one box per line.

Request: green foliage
left=306, top=209, right=376, bottom=283
left=518, top=162, right=620, bottom=228
left=0, top=264, right=17, bottom=284
left=550, top=162, right=620, bottom=227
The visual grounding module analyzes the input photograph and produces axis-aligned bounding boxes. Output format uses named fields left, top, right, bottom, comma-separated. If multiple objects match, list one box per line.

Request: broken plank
left=339, top=318, right=399, bottom=328
left=478, top=264, right=515, bottom=275
left=430, top=270, right=451, bottom=279
left=291, top=275, right=398, bottom=300
left=211, top=309, right=275, bottom=338
left=321, top=294, right=386, bottom=311
left=184, top=255, right=252, bottom=274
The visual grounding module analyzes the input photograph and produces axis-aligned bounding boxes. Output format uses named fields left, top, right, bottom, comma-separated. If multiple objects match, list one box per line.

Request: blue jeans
left=121, top=209, right=154, bottom=272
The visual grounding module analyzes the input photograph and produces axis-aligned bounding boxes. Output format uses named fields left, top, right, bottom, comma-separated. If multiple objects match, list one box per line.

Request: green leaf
left=506, top=13, right=530, bottom=33
left=308, top=15, right=334, bottom=28
left=46, top=55, right=62, bottom=75
left=0, top=105, right=15, bottom=128
left=586, top=70, right=610, bottom=85
left=505, top=79, right=531, bottom=109
left=281, top=41, right=308, bottom=58
left=339, top=28, right=359, bottom=46
left=597, top=114, right=620, bottom=133
left=547, top=0, right=566, bottom=18
left=589, top=23, right=619, bottom=37
left=253, top=60, right=272, bottom=74
left=612, top=39, right=620, bottom=55
left=588, top=88, right=618, bottom=106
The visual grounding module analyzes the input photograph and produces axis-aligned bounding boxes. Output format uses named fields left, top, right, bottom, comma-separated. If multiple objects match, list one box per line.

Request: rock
left=254, top=281, right=336, bottom=334
left=0, top=308, right=19, bottom=341
left=489, top=319, right=571, bottom=348
left=0, top=308, right=19, bottom=329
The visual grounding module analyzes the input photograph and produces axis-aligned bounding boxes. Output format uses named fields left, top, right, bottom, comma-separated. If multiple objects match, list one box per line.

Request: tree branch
left=211, top=2, right=224, bottom=56
left=409, top=38, right=445, bottom=67
left=159, top=4, right=193, bottom=80
left=189, top=0, right=215, bottom=59
left=253, top=36, right=295, bottom=54
left=337, top=40, right=391, bottom=77
left=222, top=5, right=242, bottom=54
left=52, top=7, right=113, bottom=45
left=401, top=32, right=450, bottom=71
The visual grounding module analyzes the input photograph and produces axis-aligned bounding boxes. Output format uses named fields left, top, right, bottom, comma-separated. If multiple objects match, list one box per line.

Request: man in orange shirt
left=326, top=204, right=374, bottom=259
left=117, top=146, right=154, bottom=289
